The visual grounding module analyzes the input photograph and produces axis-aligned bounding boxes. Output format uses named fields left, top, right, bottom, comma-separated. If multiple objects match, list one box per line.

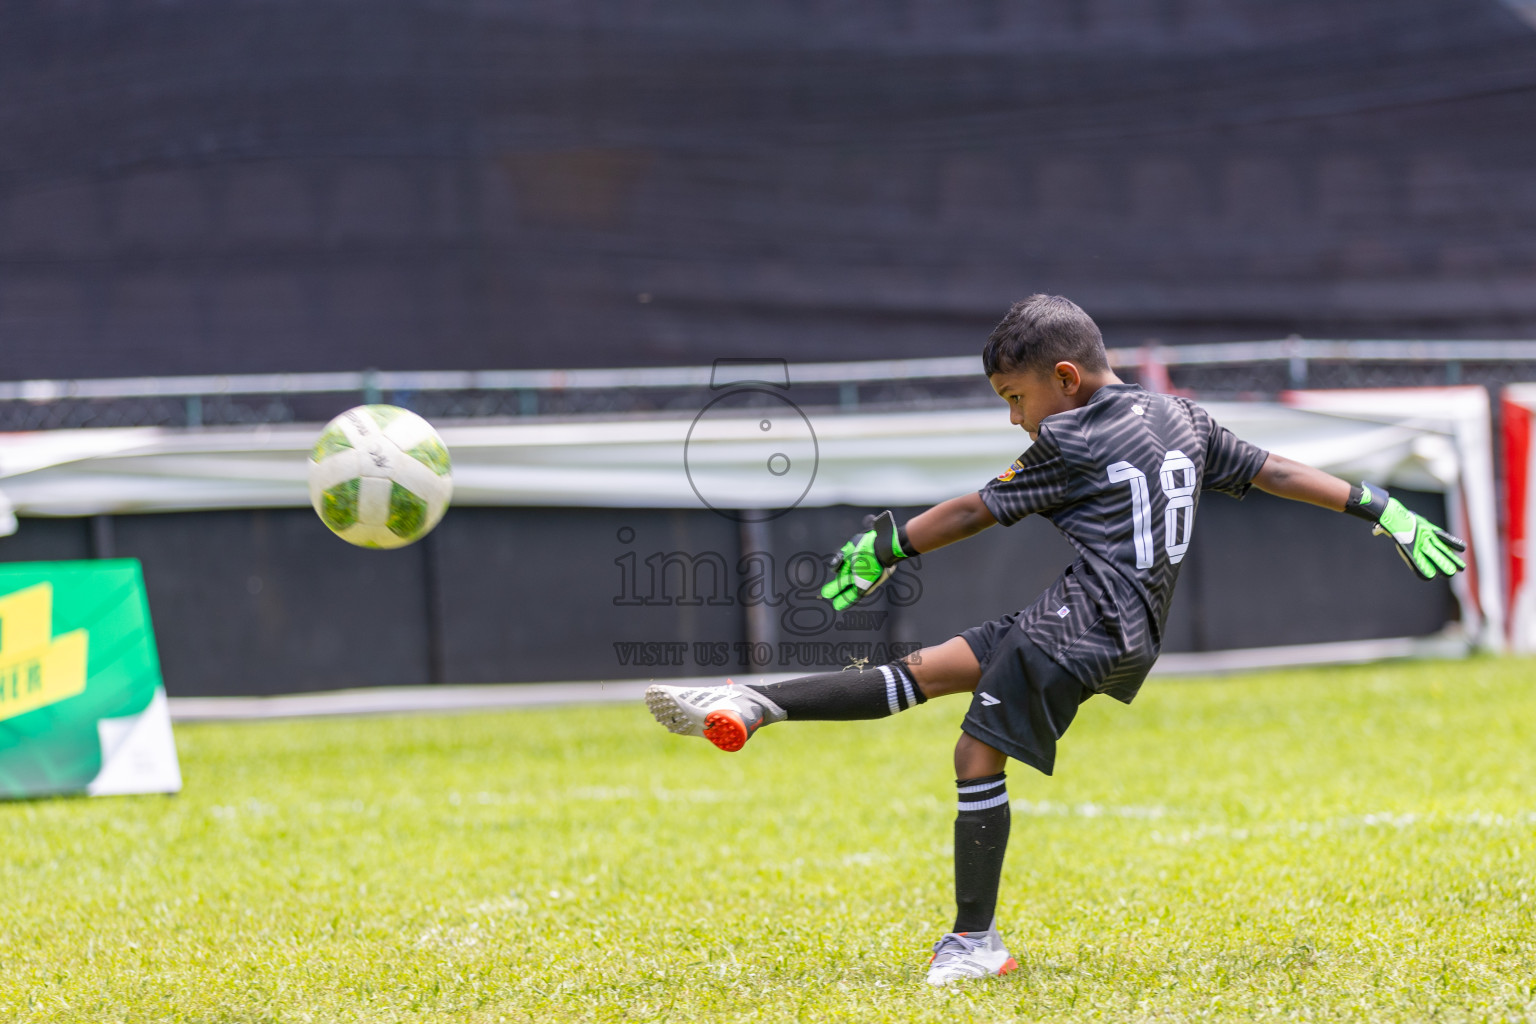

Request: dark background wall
left=2, top=1, right=1536, bottom=380
left=0, top=490, right=1455, bottom=696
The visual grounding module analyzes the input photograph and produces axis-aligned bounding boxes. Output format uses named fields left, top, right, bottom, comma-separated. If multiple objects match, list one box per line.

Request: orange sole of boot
left=998, top=957, right=1019, bottom=976
left=703, top=709, right=747, bottom=752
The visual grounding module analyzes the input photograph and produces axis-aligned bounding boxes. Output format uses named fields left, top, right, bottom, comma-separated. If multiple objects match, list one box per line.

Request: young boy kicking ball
left=646, top=294, right=1466, bottom=985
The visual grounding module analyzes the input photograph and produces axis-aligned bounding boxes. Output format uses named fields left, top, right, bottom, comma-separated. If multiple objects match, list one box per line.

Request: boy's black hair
left=982, top=295, right=1109, bottom=377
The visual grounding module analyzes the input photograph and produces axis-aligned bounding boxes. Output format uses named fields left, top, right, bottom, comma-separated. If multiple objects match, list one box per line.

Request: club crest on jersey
left=996, top=459, right=1025, bottom=482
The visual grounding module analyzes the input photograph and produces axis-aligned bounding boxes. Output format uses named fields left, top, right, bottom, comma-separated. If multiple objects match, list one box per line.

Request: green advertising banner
left=0, top=560, right=181, bottom=800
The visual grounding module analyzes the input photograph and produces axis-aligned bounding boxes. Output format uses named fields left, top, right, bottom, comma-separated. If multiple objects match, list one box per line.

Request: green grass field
left=3, top=659, right=1534, bottom=1023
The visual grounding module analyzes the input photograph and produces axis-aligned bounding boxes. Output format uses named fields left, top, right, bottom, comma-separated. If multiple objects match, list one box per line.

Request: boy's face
left=989, top=364, right=1081, bottom=440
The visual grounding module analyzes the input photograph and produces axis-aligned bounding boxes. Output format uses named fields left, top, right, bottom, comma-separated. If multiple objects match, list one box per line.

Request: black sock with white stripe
left=952, top=772, right=1010, bottom=934
left=743, top=662, right=925, bottom=720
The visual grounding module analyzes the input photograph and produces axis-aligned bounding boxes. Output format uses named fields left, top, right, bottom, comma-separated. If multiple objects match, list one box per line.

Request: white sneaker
left=926, top=926, right=1018, bottom=985
left=644, top=681, right=786, bottom=752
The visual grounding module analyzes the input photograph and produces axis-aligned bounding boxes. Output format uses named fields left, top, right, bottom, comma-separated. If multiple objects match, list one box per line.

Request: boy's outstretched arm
left=820, top=495, right=999, bottom=611
left=1251, top=453, right=1467, bottom=580
left=1251, top=453, right=1351, bottom=510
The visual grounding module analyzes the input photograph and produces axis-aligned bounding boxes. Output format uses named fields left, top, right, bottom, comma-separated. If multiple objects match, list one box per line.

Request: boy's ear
left=1053, top=361, right=1083, bottom=395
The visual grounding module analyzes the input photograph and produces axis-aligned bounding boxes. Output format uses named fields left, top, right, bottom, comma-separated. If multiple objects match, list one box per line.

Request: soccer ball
left=307, top=405, right=453, bottom=549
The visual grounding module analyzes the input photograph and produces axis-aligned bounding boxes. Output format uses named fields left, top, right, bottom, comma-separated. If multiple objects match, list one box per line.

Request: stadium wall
left=2, top=1, right=1535, bottom=378
left=0, top=496, right=1457, bottom=698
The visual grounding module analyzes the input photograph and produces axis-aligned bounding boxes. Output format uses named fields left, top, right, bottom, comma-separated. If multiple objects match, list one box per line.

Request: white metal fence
left=2, top=339, right=1535, bottom=430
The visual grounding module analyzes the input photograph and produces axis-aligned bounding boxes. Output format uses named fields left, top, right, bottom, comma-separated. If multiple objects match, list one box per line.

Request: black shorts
left=958, top=612, right=1094, bottom=776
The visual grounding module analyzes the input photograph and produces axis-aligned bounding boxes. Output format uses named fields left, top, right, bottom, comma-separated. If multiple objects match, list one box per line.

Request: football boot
left=926, top=925, right=1018, bottom=985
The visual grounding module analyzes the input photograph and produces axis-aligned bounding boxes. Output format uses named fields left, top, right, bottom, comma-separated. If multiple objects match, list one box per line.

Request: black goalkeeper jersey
left=978, top=383, right=1269, bottom=703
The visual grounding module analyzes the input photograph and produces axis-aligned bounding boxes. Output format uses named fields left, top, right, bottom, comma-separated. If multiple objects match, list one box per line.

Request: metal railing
left=2, top=339, right=1533, bottom=430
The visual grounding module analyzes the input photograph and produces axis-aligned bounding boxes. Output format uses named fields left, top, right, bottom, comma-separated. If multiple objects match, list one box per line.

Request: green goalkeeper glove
left=820, top=510, right=914, bottom=611
left=1344, top=482, right=1467, bottom=581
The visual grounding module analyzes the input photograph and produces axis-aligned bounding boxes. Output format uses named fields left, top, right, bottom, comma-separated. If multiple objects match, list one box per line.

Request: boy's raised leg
left=644, top=635, right=983, bottom=752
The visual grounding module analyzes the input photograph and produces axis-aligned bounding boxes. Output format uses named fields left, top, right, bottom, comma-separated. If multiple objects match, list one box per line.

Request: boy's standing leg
left=919, top=612, right=1096, bottom=984
left=908, top=646, right=1020, bottom=985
